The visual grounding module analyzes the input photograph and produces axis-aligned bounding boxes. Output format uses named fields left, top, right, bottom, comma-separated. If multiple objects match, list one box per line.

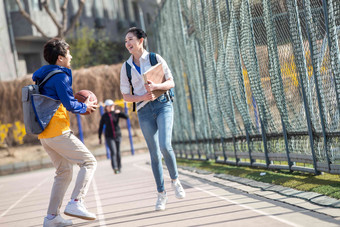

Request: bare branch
left=61, top=0, right=69, bottom=32
left=65, top=0, right=85, bottom=36
left=14, top=0, right=49, bottom=38
left=41, top=0, right=63, bottom=31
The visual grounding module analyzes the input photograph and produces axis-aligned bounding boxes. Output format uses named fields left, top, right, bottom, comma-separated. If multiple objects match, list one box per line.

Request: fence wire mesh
left=150, top=0, right=340, bottom=174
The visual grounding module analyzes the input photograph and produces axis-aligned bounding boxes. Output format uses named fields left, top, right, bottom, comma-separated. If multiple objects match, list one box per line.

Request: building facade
left=1, top=0, right=162, bottom=81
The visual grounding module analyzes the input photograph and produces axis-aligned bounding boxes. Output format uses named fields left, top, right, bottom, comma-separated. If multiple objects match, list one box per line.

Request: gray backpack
left=22, top=70, right=63, bottom=135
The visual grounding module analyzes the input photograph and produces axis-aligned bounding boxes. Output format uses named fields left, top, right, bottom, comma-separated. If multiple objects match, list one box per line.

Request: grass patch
left=177, top=158, right=340, bottom=200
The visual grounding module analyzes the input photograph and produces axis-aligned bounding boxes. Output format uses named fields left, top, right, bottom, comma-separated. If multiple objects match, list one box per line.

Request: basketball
left=74, top=90, right=97, bottom=115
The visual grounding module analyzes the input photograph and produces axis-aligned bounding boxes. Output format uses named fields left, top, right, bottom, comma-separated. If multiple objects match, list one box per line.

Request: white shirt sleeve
left=156, top=54, right=173, bottom=81
left=120, top=62, right=131, bottom=95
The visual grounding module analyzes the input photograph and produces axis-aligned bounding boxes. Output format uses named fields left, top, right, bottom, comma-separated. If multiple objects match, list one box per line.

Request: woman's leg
left=138, top=105, right=165, bottom=193
left=157, top=102, right=178, bottom=180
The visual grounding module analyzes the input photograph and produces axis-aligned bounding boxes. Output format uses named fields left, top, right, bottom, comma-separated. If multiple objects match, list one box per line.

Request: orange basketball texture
left=74, top=90, right=97, bottom=115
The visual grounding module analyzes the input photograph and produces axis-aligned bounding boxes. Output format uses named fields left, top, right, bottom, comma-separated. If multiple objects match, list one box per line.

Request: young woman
left=98, top=99, right=128, bottom=174
left=120, top=27, right=185, bottom=211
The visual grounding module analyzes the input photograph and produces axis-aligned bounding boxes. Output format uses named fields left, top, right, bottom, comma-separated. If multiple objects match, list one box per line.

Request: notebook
left=143, top=63, right=167, bottom=98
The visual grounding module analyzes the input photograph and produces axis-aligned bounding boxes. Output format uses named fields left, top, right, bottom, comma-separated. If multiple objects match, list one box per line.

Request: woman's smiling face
left=125, top=32, right=143, bottom=54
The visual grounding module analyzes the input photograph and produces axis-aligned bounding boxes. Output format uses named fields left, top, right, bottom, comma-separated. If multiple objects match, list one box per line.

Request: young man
left=32, top=38, right=98, bottom=227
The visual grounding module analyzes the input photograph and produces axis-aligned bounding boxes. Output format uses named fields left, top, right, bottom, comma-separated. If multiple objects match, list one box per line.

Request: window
left=30, top=0, right=40, bottom=11
left=84, top=0, right=93, bottom=17
left=49, top=1, right=57, bottom=11
left=94, top=0, right=104, bottom=19
left=8, top=0, right=24, bottom=12
left=70, top=0, right=79, bottom=13
left=102, top=0, right=117, bottom=19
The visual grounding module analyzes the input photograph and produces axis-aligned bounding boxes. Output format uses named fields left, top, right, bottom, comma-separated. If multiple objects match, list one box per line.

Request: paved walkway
left=0, top=152, right=340, bottom=227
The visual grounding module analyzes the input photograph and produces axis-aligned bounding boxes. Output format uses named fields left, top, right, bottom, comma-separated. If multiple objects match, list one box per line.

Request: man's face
left=58, top=49, right=72, bottom=69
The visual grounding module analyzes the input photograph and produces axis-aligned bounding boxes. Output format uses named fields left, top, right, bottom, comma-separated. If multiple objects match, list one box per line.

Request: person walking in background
left=120, top=27, right=186, bottom=211
left=32, top=38, right=98, bottom=227
left=98, top=99, right=128, bottom=174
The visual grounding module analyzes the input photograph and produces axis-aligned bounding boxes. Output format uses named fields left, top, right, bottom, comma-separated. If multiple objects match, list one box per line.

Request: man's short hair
left=43, top=38, right=70, bottom=65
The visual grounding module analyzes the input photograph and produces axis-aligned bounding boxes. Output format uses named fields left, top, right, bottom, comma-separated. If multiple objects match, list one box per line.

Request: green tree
left=68, top=27, right=128, bottom=69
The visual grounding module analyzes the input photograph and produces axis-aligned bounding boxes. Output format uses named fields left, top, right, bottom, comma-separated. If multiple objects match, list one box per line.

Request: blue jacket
left=32, top=65, right=87, bottom=114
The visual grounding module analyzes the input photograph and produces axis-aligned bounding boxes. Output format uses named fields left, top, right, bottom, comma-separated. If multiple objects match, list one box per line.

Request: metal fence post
left=233, top=136, right=239, bottom=165
left=245, top=129, right=253, bottom=166
left=281, top=116, right=292, bottom=171
left=221, top=137, right=227, bottom=162
left=99, top=105, right=110, bottom=159
left=259, top=106, right=270, bottom=168
left=321, top=0, right=340, bottom=112
left=299, top=71, right=321, bottom=175
left=303, top=0, right=331, bottom=171
left=124, top=102, right=135, bottom=155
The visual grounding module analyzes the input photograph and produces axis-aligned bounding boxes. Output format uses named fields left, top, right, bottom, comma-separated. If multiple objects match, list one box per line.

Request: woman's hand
left=143, top=91, right=156, bottom=101
left=145, top=80, right=159, bottom=92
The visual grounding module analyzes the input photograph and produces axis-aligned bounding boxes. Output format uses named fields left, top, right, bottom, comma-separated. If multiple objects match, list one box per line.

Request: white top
left=120, top=50, right=173, bottom=111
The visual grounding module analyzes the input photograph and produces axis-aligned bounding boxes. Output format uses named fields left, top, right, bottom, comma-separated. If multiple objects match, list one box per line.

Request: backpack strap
left=125, top=62, right=136, bottom=111
left=37, top=70, right=64, bottom=87
left=149, top=52, right=158, bottom=66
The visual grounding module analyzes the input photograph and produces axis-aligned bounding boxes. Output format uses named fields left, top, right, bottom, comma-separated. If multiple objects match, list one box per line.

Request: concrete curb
left=178, top=165, right=340, bottom=210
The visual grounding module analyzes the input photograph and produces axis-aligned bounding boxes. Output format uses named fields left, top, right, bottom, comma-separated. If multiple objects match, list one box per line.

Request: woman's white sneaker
left=64, top=201, right=96, bottom=220
left=155, top=192, right=168, bottom=211
left=43, top=215, right=73, bottom=227
left=171, top=179, right=186, bottom=199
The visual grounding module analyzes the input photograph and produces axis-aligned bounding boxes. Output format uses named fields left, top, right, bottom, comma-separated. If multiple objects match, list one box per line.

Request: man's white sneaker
left=43, top=215, right=73, bottom=227
left=155, top=192, right=168, bottom=211
left=171, top=179, right=186, bottom=199
left=64, top=201, right=96, bottom=220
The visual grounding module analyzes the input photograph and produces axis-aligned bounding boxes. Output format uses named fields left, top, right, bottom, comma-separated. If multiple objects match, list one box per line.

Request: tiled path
left=0, top=153, right=339, bottom=227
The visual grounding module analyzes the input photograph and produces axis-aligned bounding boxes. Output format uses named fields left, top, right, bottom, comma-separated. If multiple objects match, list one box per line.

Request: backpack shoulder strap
left=149, top=52, right=158, bottom=66
left=125, top=62, right=136, bottom=111
left=125, top=62, right=132, bottom=82
left=37, top=70, right=64, bottom=87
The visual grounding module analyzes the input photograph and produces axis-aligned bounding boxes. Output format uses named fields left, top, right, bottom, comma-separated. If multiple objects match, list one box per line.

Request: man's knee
left=56, top=166, right=73, bottom=183
left=88, top=157, right=97, bottom=170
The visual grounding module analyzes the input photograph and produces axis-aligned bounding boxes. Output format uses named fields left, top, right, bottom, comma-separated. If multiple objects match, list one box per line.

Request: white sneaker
left=171, top=179, right=186, bottom=199
left=43, top=215, right=73, bottom=227
left=64, top=201, right=96, bottom=220
left=155, top=192, right=168, bottom=211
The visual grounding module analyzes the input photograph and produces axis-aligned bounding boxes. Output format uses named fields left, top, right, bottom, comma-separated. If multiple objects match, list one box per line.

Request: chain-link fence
left=150, top=0, right=340, bottom=174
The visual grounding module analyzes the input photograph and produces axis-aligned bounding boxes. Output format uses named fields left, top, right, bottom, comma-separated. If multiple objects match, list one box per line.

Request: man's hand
left=115, top=109, right=121, bottom=114
left=84, top=96, right=97, bottom=114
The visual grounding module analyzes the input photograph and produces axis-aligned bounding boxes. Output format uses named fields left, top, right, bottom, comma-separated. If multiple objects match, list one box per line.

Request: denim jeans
left=137, top=96, right=178, bottom=192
